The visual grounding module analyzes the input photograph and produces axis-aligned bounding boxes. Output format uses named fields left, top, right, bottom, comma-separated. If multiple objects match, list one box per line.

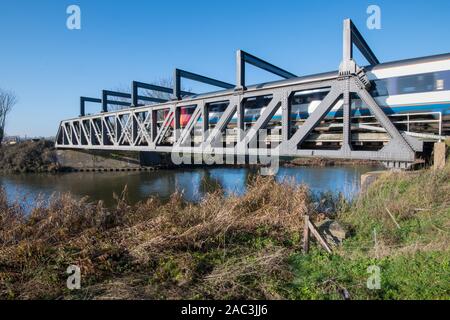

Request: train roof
left=367, top=52, right=450, bottom=70
left=184, top=52, right=450, bottom=100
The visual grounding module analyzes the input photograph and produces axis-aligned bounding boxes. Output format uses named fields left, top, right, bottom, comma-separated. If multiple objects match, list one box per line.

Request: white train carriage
left=202, top=53, right=450, bottom=136
left=158, top=53, right=450, bottom=146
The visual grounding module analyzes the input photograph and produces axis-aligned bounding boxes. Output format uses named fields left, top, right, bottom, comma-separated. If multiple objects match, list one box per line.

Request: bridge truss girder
left=56, top=19, right=424, bottom=169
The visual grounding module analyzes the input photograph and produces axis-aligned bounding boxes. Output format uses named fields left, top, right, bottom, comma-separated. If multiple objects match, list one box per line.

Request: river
left=0, top=165, right=379, bottom=210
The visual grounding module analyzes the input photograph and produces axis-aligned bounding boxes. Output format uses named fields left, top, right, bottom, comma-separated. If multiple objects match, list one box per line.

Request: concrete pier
left=56, top=150, right=166, bottom=170
left=360, top=171, right=387, bottom=193
left=433, top=142, right=447, bottom=170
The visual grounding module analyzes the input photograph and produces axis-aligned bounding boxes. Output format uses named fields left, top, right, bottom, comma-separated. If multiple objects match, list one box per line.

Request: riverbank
left=283, top=157, right=379, bottom=167
left=0, top=159, right=448, bottom=299
left=0, top=140, right=59, bottom=173
left=0, top=140, right=379, bottom=174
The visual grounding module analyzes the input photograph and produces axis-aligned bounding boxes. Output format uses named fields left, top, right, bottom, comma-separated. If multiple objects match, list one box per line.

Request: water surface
left=0, top=165, right=379, bottom=209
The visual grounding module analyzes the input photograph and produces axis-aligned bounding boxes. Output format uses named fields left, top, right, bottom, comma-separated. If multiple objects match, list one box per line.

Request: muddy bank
left=283, top=157, right=379, bottom=167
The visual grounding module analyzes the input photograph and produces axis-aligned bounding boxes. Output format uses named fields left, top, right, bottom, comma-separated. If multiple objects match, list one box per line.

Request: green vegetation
left=286, top=159, right=450, bottom=300
left=0, top=156, right=448, bottom=300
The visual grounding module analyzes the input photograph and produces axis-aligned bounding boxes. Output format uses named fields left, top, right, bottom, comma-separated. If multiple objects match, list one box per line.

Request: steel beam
left=175, top=103, right=203, bottom=146
left=288, top=86, right=342, bottom=149
left=80, top=97, right=101, bottom=117
left=236, top=50, right=297, bottom=89
left=343, top=19, right=379, bottom=65
left=173, top=69, right=234, bottom=100
left=132, top=81, right=194, bottom=106
left=342, top=82, right=352, bottom=151
left=236, top=93, right=284, bottom=149
left=202, top=98, right=238, bottom=147
left=102, top=90, right=132, bottom=112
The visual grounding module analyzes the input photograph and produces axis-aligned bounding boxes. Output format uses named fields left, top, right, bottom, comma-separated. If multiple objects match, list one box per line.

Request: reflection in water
left=0, top=165, right=378, bottom=209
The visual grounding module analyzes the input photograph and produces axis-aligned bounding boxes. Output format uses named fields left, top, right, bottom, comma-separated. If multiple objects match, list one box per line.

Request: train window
left=182, top=106, right=196, bottom=114
left=436, top=79, right=444, bottom=90
left=371, top=70, right=450, bottom=96
left=292, top=91, right=329, bottom=105
left=209, top=102, right=228, bottom=112
left=315, top=91, right=329, bottom=100
left=435, top=71, right=450, bottom=90
left=350, top=93, right=367, bottom=107
left=371, top=80, right=389, bottom=96
left=243, top=96, right=272, bottom=109
left=398, top=76, right=416, bottom=93
left=397, top=74, right=434, bottom=94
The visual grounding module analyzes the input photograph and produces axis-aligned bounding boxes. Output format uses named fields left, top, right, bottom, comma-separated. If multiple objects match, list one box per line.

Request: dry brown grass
left=0, top=176, right=315, bottom=300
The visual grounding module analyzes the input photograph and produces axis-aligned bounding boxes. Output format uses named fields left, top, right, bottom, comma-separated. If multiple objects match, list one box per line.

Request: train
left=172, top=53, right=450, bottom=137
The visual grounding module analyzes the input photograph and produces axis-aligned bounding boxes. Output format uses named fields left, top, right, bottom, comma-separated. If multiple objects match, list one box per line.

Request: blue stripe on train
left=198, top=103, right=450, bottom=124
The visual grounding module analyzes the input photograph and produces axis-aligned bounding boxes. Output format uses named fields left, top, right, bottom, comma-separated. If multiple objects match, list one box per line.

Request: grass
left=286, top=158, right=450, bottom=300
left=286, top=249, right=449, bottom=300
left=0, top=156, right=449, bottom=300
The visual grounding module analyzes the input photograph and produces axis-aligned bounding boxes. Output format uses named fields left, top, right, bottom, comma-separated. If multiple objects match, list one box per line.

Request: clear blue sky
left=1, top=0, right=449, bottom=137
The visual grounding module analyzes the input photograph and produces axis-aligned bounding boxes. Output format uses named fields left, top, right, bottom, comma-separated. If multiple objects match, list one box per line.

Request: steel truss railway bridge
left=55, top=19, right=445, bottom=169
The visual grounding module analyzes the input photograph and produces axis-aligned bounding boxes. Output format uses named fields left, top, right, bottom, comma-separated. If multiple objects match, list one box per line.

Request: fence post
left=303, top=215, right=310, bottom=254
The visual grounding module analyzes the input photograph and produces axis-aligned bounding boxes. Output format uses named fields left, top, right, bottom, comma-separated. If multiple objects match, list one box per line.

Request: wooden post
left=303, top=215, right=310, bottom=254
left=308, top=220, right=333, bottom=254
left=302, top=214, right=333, bottom=255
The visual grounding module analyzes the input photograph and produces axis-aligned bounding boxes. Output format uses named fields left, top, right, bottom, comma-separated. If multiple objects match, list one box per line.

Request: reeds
left=0, top=176, right=314, bottom=299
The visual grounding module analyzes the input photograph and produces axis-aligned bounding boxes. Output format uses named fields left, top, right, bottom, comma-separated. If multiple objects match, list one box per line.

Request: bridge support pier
left=434, top=142, right=447, bottom=170
left=56, top=149, right=166, bottom=170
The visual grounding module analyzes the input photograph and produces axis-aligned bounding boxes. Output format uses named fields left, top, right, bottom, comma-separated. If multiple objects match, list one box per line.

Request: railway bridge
left=55, top=19, right=448, bottom=169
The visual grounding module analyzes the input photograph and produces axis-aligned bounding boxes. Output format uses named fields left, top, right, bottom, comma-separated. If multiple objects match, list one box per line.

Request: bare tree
left=144, top=77, right=176, bottom=101
left=108, top=78, right=191, bottom=111
left=0, top=89, right=18, bottom=144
